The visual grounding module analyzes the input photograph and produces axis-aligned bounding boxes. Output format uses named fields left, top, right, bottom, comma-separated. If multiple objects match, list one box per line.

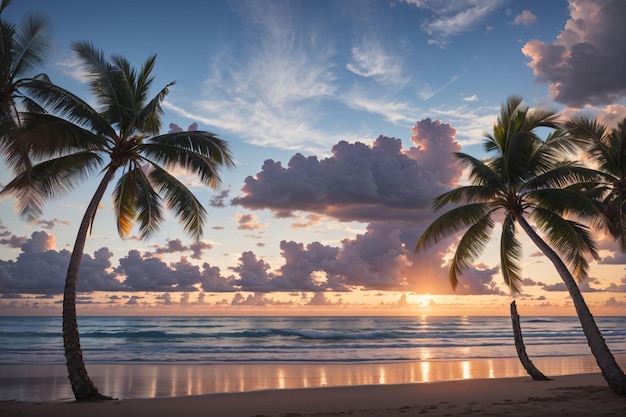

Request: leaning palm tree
left=415, top=96, right=626, bottom=395
left=1, top=42, right=234, bottom=400
left=565, top=116, right=626, bottom=251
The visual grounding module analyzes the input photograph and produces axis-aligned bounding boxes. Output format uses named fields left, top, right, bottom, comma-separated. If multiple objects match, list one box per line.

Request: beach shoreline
left=2, top=372, right=626, bottom=417
left=3, top=353, right=626, bottom=402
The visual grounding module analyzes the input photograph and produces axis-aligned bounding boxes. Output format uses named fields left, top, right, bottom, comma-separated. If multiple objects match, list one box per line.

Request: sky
left=2, top=0, right=626, bottom=316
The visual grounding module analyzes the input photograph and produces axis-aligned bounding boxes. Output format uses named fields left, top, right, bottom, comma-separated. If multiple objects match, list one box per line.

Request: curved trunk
left=63, top=165, right=116, bottom=401
left=517, top=216, right=626, bottom=395
left=510, top=300, right=550, bottom=380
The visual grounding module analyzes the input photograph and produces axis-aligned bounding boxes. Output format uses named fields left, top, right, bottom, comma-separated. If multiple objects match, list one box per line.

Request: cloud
left=209, top=189, right=231, bottom=208
left=522, top=0, right=626, bottom=107
left=235, top=213, right=264, bottom=231
left=164, top=1, right=349, bottom=153
left=230, top=292, right=292, bottom=306
left=604, top=297, right=626, bottom=307
left=345, top=39, right=409, bottom=87
left=512, top=10, right=537, bottom=26
left=403, top=0, right=505, bottom=45
left=339, top=88, right=416, bottom=125
left=167, top=122, right=199, bottom=133
left=146, top=238, right=213, bottom=260
left=30, top=218, right=70, bottom=230
left=0, top=231, right=122, bottom=294
left=605, top=277, right=626, bottom=292
left=541, top=277, right=604, bottom=292
left=307, top=292, right=339, bottom=306
left=232, top=119, right=461, bottom=222
left=463, top=95, right=479, bottom=102
left=117, top=251, right=205, bottom=292
left=0, top=233, right=27, bottom=248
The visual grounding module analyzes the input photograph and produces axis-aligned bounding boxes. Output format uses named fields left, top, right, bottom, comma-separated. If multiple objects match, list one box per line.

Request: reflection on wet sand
left=2, top=354, right=624, bottom=402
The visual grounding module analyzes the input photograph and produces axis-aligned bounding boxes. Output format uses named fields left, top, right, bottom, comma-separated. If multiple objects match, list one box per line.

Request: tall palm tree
left=565, top=116, right=626, bottom=251
left=1, top=42, right=234, bottom=400
left=415, top=96, right=626, bottom=395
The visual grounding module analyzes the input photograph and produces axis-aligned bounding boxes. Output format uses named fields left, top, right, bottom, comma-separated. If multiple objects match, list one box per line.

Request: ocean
left=1, top=315, right=625, bottom=365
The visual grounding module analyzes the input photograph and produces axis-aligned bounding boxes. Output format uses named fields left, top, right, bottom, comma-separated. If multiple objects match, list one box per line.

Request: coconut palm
left=565, top=116, right=626, bottom=251
left=1, top=42, right=234, bottom=400
left=415, top=96, right=626, bottom=395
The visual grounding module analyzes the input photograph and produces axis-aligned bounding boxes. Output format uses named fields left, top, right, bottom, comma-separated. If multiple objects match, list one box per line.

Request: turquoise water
left=1, top=315, right=625, bottom=364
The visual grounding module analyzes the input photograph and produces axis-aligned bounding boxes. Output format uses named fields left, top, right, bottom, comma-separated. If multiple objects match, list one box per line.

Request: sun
left=408, top=293, right=436, bottom=308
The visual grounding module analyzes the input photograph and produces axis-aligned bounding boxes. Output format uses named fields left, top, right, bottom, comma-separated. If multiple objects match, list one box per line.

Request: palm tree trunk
left=517, top=216, right=626, bottom=395
left=510, top=300, right=550, bottom=380
left=63, top=165, right=116, bottom=401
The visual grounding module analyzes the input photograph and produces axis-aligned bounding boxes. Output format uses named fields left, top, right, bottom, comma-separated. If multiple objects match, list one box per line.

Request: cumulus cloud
left=512, top=10, right=537, bottom=26
left=522, top=0, right=626, bottom=107
left=232, top=119, right=461, bottom=223
left=0, top=231, right=122, bottom=294
left=146, top=238, right=213, bottom=259
left=230, top=292, right=292, bottom=306
left=209, top=189, right=231, bottom=208
left=167, top=122, right=200, bottom=133
left=307, top=292, right=339, bottom=306
left=541, top=277, right=604, bottom=292
left=236, top=213, right=264, bottom=231
left=31, top=218, right=70, bottom=230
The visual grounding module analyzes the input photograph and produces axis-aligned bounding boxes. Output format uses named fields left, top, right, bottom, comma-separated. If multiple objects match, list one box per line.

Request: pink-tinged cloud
left=522, top=0, right=626, bottom=107
left=513, top=10, right=537, bottom=26
left=232, top=119, right=461, bottom=222
left=0, top=232, right=122, bottom=294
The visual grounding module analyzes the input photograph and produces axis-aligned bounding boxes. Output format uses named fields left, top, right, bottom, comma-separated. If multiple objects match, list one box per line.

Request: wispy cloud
left=403, top=0, right=505, bottom=45
left=426, top=103, right=499, bottom=145
left=163, top=1, right=353, bottom=153
left=340, top=87, right=417, bottom=125
left=345, top=39, right=410, bottom=87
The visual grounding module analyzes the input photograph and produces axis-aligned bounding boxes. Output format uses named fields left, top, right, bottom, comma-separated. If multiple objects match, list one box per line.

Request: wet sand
left=2, top=355, right=626, bottom=416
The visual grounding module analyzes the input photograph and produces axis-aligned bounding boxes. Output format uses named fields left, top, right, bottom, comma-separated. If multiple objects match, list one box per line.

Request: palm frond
left=11, top=13, right=51, bottom=79
left=135, top=82, right=172, bottom=135
left=112, top=167, right=138, bottom=238
left=453, top=152, right=502, bottom=187
left=19, top=78, right=115, bottom=137
left=501, top=214, right=523, bottom=293
left=432, top=185, right=500, bottom=211
left=148, top=164, right=207, bottom=241
left=524, top=164, right=603, bottom=191
left=4, top=112, right=107, bottom=170
left=415, top=203, right=495, bottom=251
left=531, top=207, right=598, bottom=281
left=0, top=151, right=102, bottom=219
left=145, top=131, right=234, bottom=183
left=112, top=164, right=167, bottom=240
left=449, top=213, right=495, bottom=290
left=526, top=186, right=601, bottom=222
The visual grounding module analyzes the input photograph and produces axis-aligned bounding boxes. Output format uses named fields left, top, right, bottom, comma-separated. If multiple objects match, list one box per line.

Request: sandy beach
left=2, top=355, right=626, bottom=417
left=2, top=372, right=626, bottom=417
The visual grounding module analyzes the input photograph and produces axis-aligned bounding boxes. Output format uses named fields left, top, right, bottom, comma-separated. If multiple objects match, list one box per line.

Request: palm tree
left=415, top=96, right=626, bottom=395
left=565, top=116, right=626, bottom=251
left=1, top=42, right=234, bottom=400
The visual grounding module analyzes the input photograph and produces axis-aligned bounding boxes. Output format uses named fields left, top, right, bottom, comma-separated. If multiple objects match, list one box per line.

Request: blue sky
left=2, top=0, right=626, bottom=315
